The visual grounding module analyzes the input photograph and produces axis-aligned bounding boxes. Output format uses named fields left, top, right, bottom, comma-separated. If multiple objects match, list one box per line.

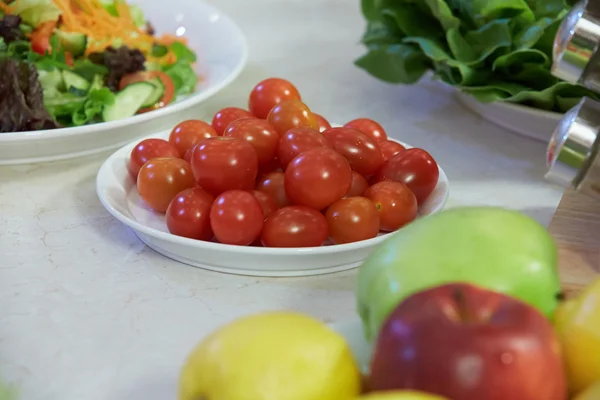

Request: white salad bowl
left=96, top=129, right=450, bottom=277
left=0, top=0, right=247, bottom=165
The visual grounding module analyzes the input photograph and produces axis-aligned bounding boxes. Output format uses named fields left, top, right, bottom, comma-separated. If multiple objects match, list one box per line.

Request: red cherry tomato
left=223, top=118, right=280, bottom=167
left=209, top=190, right=264, bottom=246
left=313, top=113, right=332, bottom=133
left=345, top=171, right=370, bottom=197
left=277, top=127, right=331, bottom=168
left=119, top=71, right=175, bottom=111
left=258, top=157, right=283, bottom=178
left=166, top=187, right=214, bottom=240
left=30, top=21, right=55, bottom=55
left=379, top=140, right=406, bottom=161
left=137, top=158, right=196, bottom=213
left=322, top=127, right=385, bottom=176
left=191, top=137, right=258, bottom=195
left=344, top=118, right=388, bottom=142
left=256, top=171, right=290, bottom=209
left=261, top=206, right=328, bottom=248
left=211, top=107, right=253, bottom=135
left=183, top=148, right=194, bottom=163
left=250, top=190, right=278, bottom=218
left=375, top=148, right=439, bottom=204
left=285, top=147, right=352, bottom=210
left=249, top=78, right=301, bottom=119
left=169, top=120, right=217, bottom=157
left=325, top=197, right=380, bottom=244
left=364, top=181, right=418, bottom=231
left=266, top=100, right=319, bottom=135
left=128, top=138, right=180, bottom=179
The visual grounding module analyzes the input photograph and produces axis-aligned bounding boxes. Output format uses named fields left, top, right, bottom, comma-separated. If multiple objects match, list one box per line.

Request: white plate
left=0, top=0, right=247, bottom=165
left=96, top=129, right=450, bottom=277
left=455, top=91, right=562, bottom=143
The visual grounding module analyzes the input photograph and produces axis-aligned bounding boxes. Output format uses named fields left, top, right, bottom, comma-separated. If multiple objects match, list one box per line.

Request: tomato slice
left=30, top=21, right=56, bottom=55
left=119, top=70, right=176, bottom=112
left=64, top=52, right=74, bottom=67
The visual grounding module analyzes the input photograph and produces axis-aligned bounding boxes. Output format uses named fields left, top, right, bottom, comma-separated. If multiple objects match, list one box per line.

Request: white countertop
left=0, top=1, right=566, bottom=399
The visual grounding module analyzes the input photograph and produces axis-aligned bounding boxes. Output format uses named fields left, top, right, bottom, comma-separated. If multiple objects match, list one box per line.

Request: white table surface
left=0, top=0, right=566, bottom=399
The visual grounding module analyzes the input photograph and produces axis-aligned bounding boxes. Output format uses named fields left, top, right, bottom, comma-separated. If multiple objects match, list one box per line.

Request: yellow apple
left=357, top=391, right=448, bottom=400
left=574, top=381, right=600, bottom=400
left=554, top=278, right=600, bottom=394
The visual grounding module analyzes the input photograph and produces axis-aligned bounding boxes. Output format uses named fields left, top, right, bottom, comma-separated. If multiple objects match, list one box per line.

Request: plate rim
left=0, top=0, right=248, bottom=143
left=96, top=129, right=450, bottom=256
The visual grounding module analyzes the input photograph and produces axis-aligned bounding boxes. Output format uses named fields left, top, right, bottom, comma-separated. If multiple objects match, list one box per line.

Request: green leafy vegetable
left=356, top=0, right=600, bottom=112
left=10, top=0, right=61, bottom=28
left=161, top=42, right=198, bottom=95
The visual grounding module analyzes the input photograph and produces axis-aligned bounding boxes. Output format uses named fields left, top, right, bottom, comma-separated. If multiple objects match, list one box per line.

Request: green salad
left=0, top=0, right=198, bottom=132
left=355, top=0, right=600, bottom=113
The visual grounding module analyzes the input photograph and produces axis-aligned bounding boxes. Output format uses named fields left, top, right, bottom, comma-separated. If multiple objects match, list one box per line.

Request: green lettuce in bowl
left=355, top=0, right=600, bottom=113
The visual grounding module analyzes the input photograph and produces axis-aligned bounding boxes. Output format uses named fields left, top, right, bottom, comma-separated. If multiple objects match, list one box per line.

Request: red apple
left=368, top=283, right=567, bottom=400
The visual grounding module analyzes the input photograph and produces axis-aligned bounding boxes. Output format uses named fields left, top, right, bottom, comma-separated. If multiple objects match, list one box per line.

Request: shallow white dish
left=0, top=0, right=247, bottom=165
left=455, top=91, right=562, bottom=143
left=96, top=129, right=449, bottom=277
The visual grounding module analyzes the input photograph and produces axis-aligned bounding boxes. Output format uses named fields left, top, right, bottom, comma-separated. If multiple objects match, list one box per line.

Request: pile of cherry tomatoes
left=127, top=78, right=440, bottom=248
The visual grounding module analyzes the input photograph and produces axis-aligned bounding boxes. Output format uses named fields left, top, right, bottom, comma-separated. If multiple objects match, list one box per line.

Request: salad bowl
left=0, top=0, right=247, bottom=165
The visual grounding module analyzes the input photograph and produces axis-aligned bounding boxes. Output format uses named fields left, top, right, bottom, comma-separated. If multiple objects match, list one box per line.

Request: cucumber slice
left=140, top=77, right=165, bottom=107
left=55, top=30, right=87, bottom=57
left=38, top=69, right=65, bottom=92
left=62, top=70, right=90, bottom=93
left=102, top=82, right=156, bottom=122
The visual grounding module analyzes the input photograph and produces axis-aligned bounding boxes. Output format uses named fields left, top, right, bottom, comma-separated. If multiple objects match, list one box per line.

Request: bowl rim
left=96, top=129, right=450, bottom=256
left=0, top=0, right=248, bottom=143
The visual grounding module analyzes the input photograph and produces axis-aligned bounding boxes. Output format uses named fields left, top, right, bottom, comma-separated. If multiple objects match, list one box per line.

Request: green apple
left=356, top=206, right=561, bottom=341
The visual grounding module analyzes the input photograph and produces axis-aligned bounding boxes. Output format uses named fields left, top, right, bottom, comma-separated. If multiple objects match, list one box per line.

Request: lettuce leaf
left=356, top=0, right=600, bottom=112
left=10, top=0, right=60, bottom=28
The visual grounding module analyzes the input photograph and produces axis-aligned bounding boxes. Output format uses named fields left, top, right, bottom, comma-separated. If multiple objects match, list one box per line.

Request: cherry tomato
left=30, top=21, right=55, bottom=55
left=169, top=120, right=217, bottom=157
left=251, top=190, right=278, bottom=218
left=364, top=181, right=417, bottom=231
left=223, top=118, right=280, bottom=167
left=166, top=187, right=214, bottom=240
left=137, top=158, right=196, bottom=213
left=266, top=99, right=319, bottom=135
left=183, top=148, right=194, bottom=163
left=325, top=197, right=380, bottom=244
left=258, top=157, right=283, bottom=178
left=191, top=137, right=258, bottom=195
left=249, top=78, right=301, bottom=119
left=211, top=107, right=253, bottom=135
left=119, top=71, right=175, bottom=111
left=209, top=190, right=264, bottom=246
left=128, top=138, right=180, bottom=179
left=261, top=206, right=328, bottom=248
left=345, top=171, right=369, bottom=197
left=379, top=140, right=406, bottom=161
left=256, top=171, right=290, bottom=208
left=375, top=148, right=439, bottom=204
left=313, top=113, right=332, bottom=133
left=285, top=147, right=352, bottom=210
left=344, top=118, right=388, bottom=142
left=322, top=127, right=385, bottom=176
left=277, top=127, right=331, bottom=168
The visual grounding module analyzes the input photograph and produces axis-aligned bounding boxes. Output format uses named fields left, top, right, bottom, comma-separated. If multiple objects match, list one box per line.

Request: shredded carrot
left=0, top=1, right=12, bottom=13
left=3, top=0, right=181, bottom=58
